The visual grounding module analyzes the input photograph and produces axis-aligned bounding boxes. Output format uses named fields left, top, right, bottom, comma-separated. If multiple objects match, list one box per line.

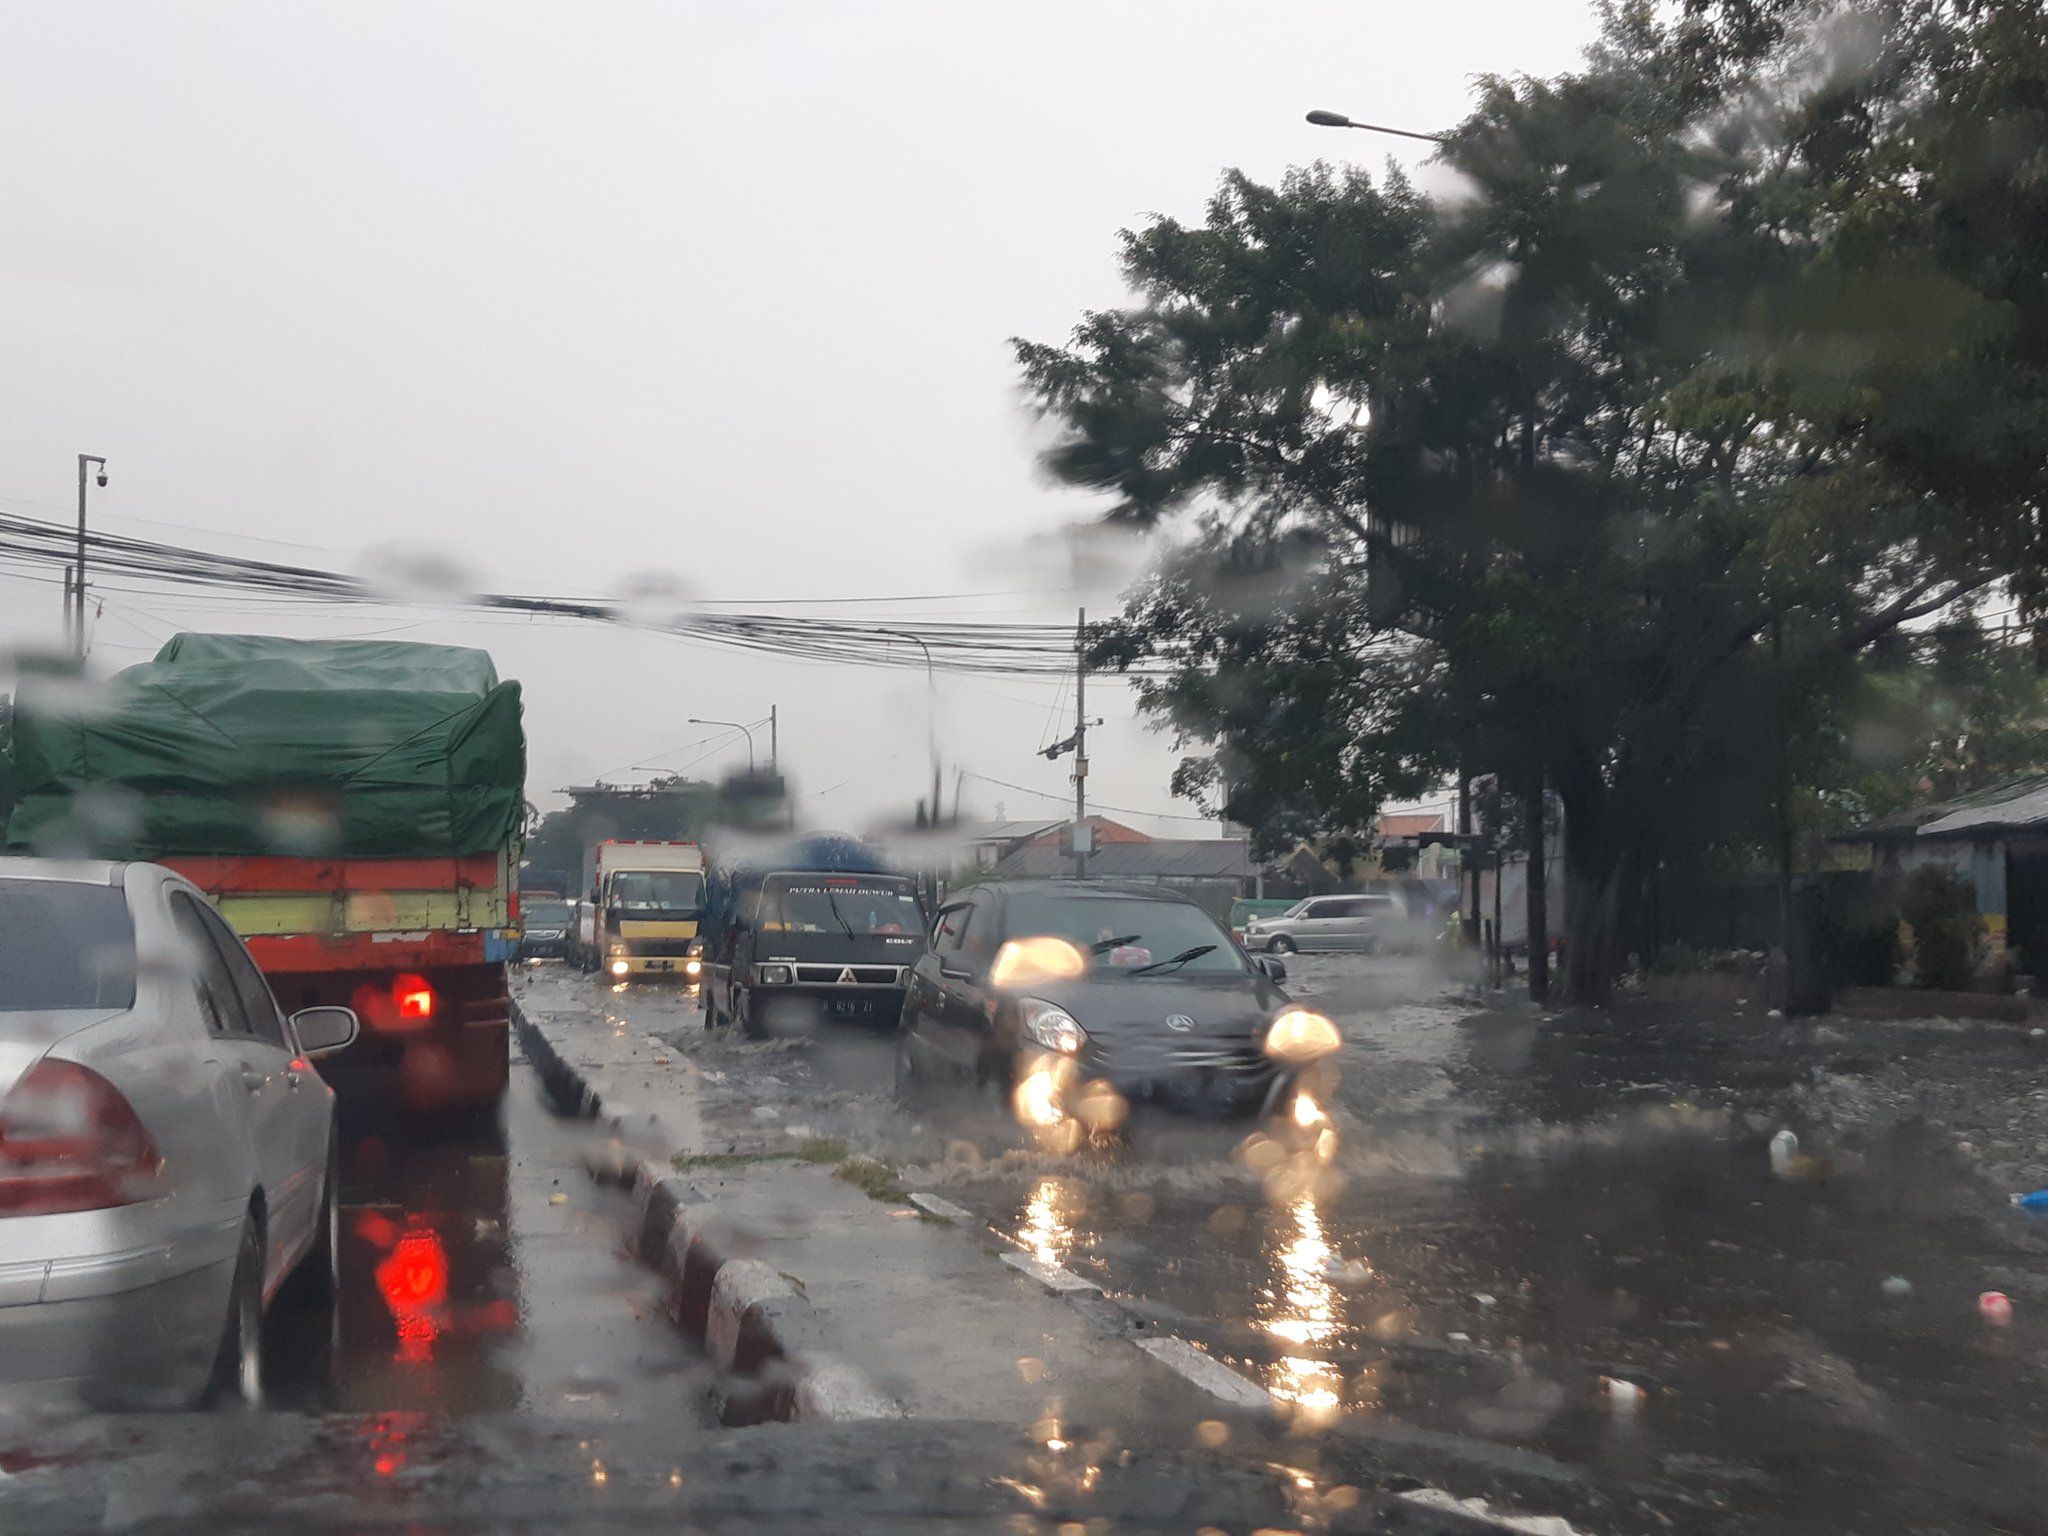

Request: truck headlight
left=609, top=959, right=631, bottom=977
left=684, top=958, right=702, bottom=977
left=1019, top=998, right=1087, bottom=1055
left=1264, top=1008, right=1341, bottom=1062
left=758, top=964, right=793, bottom=985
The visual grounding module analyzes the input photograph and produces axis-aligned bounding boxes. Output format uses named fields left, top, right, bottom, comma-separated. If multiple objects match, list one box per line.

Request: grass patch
left=792, top=1136, right=850, bottom=1165
left=670, top=1151, right=777, bottom=1172
left=833, top=1155, right=912, bottom=1205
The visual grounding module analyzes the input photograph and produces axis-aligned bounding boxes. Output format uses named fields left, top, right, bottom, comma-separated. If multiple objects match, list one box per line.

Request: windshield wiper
left=1124, top=944, right=1216, bottom=977
left=1090, top=934, right=1142, bottom=953
left=821, top=888, right=858, bottom=941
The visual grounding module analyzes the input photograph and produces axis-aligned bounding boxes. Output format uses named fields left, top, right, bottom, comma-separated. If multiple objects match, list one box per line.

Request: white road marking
left=909, top=1192, right=973, bottom=1224
left=1398, top=1488, right=1589, bottom=1536
left=1134, top=1336, right=1274, bottom=1409
left=1001, top=1251, right=1100, bottom=1294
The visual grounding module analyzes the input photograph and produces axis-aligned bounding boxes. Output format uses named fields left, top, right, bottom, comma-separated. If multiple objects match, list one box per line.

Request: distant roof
left=1841, top=774, right=2048, bottom=842
left=960, top=878, right=1201, bottom=903
left=1378, top=812, right=1447, bottom=840
left=995, top=839, right=1255, bottom=881
left=955, top=818, right=1062, bottom=844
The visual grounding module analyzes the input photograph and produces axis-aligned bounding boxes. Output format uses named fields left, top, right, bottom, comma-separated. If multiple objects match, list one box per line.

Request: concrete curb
left=513, top=1001, right=901, bottom=1424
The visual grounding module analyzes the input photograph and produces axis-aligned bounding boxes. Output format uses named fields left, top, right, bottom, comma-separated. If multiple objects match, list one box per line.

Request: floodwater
left=267, top=1060, right=712, bottom=1422
left=626, top=953, right=2048, bottom=1536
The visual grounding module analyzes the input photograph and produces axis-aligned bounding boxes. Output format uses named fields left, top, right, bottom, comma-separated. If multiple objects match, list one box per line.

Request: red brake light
left=394, top=974, right=437, bottom=1022
left=0, top=1059, right=162, bottom=1216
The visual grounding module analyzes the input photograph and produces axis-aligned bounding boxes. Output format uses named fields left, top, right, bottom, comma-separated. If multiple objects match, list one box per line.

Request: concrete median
left=514, top=999, right=900, bottom=1424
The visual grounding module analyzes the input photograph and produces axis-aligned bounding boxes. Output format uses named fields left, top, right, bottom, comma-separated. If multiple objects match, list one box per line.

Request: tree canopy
left=1017, top=0, right=2047, bottom=1002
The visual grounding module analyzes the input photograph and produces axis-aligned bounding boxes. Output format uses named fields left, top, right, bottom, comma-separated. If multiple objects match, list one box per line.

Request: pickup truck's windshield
left=524, top=899, right=571, bottom=926
left=761, top=876, right=920, bottom=935
left=609, top=871, right=704, bottom=911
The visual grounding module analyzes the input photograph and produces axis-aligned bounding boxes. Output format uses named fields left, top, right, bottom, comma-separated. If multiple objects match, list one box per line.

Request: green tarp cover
left=7, top=634, right=526, bottom=859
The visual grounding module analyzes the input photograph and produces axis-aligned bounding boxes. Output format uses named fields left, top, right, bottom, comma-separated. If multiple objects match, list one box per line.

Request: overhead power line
left=0, top=513, right=1164, bottom=678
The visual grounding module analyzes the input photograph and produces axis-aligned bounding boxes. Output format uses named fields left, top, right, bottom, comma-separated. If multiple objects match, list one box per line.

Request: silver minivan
left=1243, top=893, right=1408, bottom=954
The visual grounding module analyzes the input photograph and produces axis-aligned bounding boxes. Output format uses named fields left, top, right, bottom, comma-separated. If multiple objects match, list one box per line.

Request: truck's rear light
left=0, top=1059, right=162, bottom=1217
left=394, top=974, right=437, bottom=1022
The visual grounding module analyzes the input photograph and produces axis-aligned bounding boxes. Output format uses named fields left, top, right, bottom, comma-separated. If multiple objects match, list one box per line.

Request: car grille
left=793, top=964, right=903, bottom=986
left=632, top=939, right=697, bottom=958
left=1093, top=1040, right=1268, bottom=1076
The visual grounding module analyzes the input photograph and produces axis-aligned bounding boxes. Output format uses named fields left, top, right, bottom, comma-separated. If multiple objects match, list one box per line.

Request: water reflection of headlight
left=1264, top=1195, right=1344, bottom=1422
left=1018, top=1176, right=1079, bottom=1268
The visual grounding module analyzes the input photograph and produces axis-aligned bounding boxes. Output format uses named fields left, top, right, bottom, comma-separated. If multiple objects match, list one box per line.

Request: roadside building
left=1835, top=774, right=2048, bottom=971
left=993, top=836, right=1257, bottom=919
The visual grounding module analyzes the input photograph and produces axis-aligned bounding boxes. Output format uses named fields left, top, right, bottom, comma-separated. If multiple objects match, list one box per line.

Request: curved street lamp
left=1305, top=108, right=1446, bottom=145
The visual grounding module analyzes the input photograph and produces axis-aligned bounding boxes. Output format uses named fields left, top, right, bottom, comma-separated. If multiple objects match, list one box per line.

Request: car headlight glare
left=1019, top=998, right=1087, bottom=1055
left=609, top=959, right=631, bottom=977
left=1264, top=1007, right=1341, bottom=1061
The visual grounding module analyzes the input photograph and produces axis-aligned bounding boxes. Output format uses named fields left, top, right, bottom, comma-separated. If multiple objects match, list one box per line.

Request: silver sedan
left=0, top=858, right=357, bottom=1409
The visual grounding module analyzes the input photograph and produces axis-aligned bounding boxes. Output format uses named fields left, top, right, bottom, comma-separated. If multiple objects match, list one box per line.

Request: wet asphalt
left=613, top=954, right=2048, bottom=1536
left=264, top=1057, right=715, bottom=1421
left=10, top=960, right=2047, bottom=1535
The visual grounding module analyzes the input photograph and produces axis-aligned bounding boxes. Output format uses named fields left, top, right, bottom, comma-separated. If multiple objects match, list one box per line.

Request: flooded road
left=602, top=958, right=2048, bottom=1536
left=267, top=1058, right=714, bottom=1422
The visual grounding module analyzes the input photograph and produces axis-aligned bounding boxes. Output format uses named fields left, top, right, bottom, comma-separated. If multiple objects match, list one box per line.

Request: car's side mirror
left=1255, top=955, right=1288, bottom=983
left=292, top=1006, right=359, bottom=1059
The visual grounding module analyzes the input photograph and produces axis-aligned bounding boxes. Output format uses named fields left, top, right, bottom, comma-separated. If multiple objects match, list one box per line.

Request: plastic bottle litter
left=1978, top=1290, right=2014, bottom=1326
left=1880, top=1275, right=1913, bottom=1299
left=1769, top=1129, right=1799, bottom=1177
left=2010, top=1189, right=2048, bottom=1211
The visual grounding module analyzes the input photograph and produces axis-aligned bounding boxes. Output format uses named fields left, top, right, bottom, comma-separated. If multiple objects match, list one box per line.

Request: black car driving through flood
left=894, top=880, right=1342, bottom=1132
left=517, top=894, right=575, bottom=960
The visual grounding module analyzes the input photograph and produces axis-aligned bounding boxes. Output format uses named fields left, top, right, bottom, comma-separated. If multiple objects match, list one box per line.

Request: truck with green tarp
left=6, top=633, right=527, bottom=1115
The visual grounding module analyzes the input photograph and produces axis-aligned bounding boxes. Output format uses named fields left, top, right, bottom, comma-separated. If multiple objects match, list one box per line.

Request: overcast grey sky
left=0, top=0, right=1595, bottom=832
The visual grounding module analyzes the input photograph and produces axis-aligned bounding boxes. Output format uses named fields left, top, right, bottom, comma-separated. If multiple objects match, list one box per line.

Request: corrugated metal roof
left=1838, top=774, right=2048, bottom=841
left=1918, top=775, right=2048, bottom=838
left=995, top=839, right=1255, bottom=880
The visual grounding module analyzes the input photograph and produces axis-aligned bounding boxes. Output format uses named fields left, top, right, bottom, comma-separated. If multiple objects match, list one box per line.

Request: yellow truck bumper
left=607, top=954, right=702, bottom=979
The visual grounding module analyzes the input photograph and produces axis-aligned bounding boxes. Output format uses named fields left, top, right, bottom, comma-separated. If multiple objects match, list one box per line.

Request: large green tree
left=1019, top=0, right=2039, bottom=1003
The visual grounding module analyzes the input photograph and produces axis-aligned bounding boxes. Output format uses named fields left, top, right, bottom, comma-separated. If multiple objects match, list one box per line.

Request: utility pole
left=1772, top=608, right=1796, bottom=1011
left=1458, top=770, right=1477, bottom=944
left=769, top=705, right=778, bottom=772
left=74, top=454, right=106, bottom=658
left=1526, top=779, right=1549, bottom=1004
left=1072, top=607, right=1089, bottom=880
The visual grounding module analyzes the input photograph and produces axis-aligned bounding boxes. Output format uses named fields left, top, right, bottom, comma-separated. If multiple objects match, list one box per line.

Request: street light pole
left=74, top=454, right=106, bottom=657
left=889, top=630, right=941, bottom=822
left=686, top=717, right=757, bottom=774
left=1305, top=109, right=1447, bottom=145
